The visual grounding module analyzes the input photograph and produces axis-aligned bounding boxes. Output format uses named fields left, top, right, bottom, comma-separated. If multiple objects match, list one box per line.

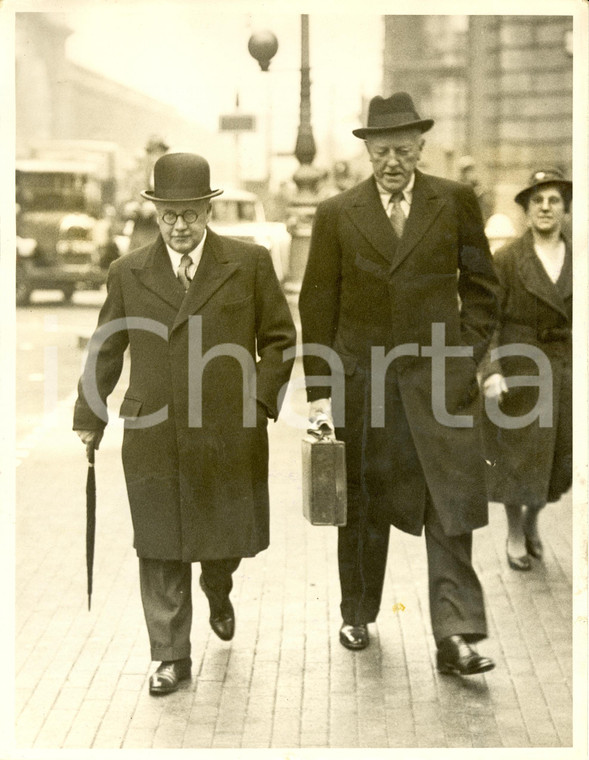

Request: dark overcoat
left=481, top=230, right=572, bottom=507
left=299, top=171, right=500, bottom=537
left=74, top=229, right=296, bottom=561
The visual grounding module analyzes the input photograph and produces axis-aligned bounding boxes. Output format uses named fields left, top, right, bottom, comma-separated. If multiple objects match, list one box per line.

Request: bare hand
left=76, top=429, right=104, bottom=460
left=483, top=373, right=508, bottom=403
left=308, top=398, right=335, bottom=440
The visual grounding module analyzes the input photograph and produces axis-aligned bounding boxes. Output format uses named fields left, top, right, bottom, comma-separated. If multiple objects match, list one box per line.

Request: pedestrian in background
left=74, top=152, right=296, bottom=695
left=481, top=169, right=572, bottom=571
left=299, top=92, right=499, bottom=676
left=457, top=155, right=495, bottom=224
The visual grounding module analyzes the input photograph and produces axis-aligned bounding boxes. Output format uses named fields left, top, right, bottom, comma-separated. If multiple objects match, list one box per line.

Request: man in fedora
left=74, top=153, right=296, bottom=694
left=299, top=93, right=500, bottom=675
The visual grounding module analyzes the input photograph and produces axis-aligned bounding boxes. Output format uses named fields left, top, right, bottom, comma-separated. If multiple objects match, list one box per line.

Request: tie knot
left=390, top=192, right=403, bottom=204
left=180, top=253, right=192, bottom=266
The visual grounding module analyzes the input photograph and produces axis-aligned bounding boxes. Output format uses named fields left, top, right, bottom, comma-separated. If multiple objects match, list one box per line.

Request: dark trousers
left=139, top=557, right=241, bottom=661
left=338, top=488, right=487, bottom=645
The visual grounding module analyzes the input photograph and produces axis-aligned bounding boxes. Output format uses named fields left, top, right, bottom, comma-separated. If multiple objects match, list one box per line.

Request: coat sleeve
left=298, top=199, right=343, bottom=401
left=456, top=184, right=501, bottom=364
left=253, top=248, right=297, bottom=420
left=73, top=262, right=129, bottom=431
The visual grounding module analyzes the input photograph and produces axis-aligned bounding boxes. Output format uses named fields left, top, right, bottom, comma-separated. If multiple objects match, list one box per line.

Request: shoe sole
left=437, top=661, right=495, bottom=676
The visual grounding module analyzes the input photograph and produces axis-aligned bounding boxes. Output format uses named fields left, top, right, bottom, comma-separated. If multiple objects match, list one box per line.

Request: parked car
left=209, top=189, right=290, bottom=282
left=15, top=154, right=120, bottom=305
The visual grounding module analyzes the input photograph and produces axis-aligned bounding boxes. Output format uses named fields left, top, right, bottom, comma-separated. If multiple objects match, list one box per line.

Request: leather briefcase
left=301, top=429, right=347, bottom=526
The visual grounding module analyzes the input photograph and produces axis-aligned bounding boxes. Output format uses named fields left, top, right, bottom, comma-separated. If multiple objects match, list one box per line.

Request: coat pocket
left=119, top=396, right=143, bottom=420
left=221, top=294, right=254, bottom=312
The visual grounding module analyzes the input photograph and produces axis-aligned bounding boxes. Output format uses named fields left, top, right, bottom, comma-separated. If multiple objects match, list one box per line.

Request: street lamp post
left=248, top=30, right=279, bottom=191
left=248, top=17, right=321, bottom=294
left=285, top=14, right=322, bottom=294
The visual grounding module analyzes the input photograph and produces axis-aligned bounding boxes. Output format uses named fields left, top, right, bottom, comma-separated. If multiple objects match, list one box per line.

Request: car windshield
left=16, top=171, right=99, bottom=213
left=211, top=200, right=257, bottom=223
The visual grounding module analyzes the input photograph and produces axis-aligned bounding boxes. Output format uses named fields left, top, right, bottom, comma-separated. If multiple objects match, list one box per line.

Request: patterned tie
left=177, top=253, right=192, bottom=291
left=388, top=192, right=406, bottom=238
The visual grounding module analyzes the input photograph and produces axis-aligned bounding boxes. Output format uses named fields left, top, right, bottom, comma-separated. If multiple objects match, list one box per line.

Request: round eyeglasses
left=161, top=210, right=200, bottom=225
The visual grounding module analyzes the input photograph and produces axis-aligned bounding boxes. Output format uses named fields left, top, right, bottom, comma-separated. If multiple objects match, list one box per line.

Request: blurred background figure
left=126, top=136, right=170, bottom=251
left=481, top=168, right=572, bottom=571
left=485, top=212, right=517, bottom=254
left=457, top=155, right=494, bottom=223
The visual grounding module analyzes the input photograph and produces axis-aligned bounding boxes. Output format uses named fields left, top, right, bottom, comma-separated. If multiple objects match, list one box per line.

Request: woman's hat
left=352, top=92, right=434, bottom=139
left=514, top=168, right=572, bottom=208
left=141, top=153, right=223, bottom=202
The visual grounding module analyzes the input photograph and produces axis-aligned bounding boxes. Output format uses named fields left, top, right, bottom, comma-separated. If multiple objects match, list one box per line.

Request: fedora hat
left=514, top=168, right=572, bottom=208
left=141, top=152, right=223, bottom=202
left=352, top=92, right=434, bottom=139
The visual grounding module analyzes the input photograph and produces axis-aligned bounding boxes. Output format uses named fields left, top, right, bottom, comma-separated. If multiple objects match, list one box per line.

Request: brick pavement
left=10, top=321, right=585, bottom=753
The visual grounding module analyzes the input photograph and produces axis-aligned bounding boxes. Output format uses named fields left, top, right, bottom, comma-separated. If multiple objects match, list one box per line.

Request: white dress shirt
left=377, top=172, right=415, bottom=219
left=534, top=239, right=565, bottom=284
left=166, top=229, right=207, bottom=281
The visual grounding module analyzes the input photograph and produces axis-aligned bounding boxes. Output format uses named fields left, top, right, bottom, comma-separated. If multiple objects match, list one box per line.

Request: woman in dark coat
left=482, top=169, right=572, bottom=570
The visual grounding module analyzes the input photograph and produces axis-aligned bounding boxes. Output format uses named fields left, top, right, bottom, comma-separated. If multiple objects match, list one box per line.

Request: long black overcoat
left=299, top=172, right=500, bottom=537
left=74, top=229, right=296, bottom=561
left=481, top=230, right=572, bottom=507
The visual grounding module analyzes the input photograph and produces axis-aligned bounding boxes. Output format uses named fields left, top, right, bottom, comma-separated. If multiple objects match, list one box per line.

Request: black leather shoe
left=436, top=635, right=495, bottom=676
left=149, top=657, right=191, bottom=695
left=506, top=541, right=531, bottom=571
left=525, top=535, right=544, bottom=560
left=199, top=575, right=235, bottom=641
left=339, top=623, right=369, bottom=650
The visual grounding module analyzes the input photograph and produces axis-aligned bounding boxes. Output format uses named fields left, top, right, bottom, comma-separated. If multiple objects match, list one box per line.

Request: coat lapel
left=516, top=231, right=569, bottom=319
left=345, top=178, right=399, bottom=266
left=171, top=230, right=239, bottom=332
left=131, top=236, right=185, bottom=311
left=389, top=171, right=445, bottom=274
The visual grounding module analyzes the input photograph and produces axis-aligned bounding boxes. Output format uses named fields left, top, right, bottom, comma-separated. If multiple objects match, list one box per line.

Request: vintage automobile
left=15, top=151, right=120, bottom=306
left=209, top=189, right=291, bottom=282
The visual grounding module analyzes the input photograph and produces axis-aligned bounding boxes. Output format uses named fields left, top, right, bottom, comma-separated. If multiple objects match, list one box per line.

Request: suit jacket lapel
left=131, top=236, right=185, bottom=311
left=172, top=230, right=239, bottom=332
left=389, top=170, right=445, bottom=274
left=345, top=178, right=398, bottom=266
left=516, top=231, right=569, bottom=319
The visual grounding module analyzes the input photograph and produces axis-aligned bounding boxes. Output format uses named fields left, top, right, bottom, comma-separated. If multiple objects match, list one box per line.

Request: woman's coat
left=74, top=229, right=296, bottom=561
left=481, top=229, right=572, bottom=507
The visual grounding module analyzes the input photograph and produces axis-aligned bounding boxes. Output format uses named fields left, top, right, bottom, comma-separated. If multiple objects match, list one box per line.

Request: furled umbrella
left=86, top=444, right=96, bottom=610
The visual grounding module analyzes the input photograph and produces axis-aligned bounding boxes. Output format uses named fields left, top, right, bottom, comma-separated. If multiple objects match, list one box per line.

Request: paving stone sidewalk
left=10, top=327, right=584, bottom=754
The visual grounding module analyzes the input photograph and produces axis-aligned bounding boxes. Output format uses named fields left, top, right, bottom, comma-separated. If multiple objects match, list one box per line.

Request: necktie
left=177, top=253, right=192, bottom=290
left=388, top=192, right=406, bottom=238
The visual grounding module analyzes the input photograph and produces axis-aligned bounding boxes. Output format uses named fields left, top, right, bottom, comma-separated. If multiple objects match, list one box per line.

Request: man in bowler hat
left=299, top=93, right=500, bottom=675
left=74, top=153, right=296, bottom=694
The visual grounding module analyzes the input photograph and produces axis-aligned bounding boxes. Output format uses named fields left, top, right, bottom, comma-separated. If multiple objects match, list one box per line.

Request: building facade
left=382, top=15, right=573, bottom=226
left=15, top=13, right=217, bottom=205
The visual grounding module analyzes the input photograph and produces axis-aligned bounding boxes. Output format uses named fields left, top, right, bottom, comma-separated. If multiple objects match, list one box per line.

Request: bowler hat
left=352, top=92, right=434, bottom=139
left=141, top=153, right=223, bottom=202
left=514, top=168, right=572, bottom=208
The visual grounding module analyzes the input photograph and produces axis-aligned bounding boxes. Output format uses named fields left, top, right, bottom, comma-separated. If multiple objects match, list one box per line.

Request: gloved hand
left=308, top=397, right=335, bottom=440
left=76, top=429, right=104, bottom=461
left=482, top=373, right=508, bottom=403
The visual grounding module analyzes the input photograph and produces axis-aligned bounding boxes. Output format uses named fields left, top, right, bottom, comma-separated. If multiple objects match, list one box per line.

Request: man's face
left=365, top=129, right=424, bottom=193
left=526, top=185, right=566, bottom=236
left=154, top=199, right=211, bottom=253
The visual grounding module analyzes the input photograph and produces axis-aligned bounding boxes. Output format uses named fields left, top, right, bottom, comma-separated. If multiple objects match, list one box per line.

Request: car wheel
left=62, top=285, right=76, bottom=302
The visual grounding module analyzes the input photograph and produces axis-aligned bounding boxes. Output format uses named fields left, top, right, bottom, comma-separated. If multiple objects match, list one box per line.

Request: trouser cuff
left=151, top=644, right=191, bottom=662
left=433, top=618, right=488, bottom=647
